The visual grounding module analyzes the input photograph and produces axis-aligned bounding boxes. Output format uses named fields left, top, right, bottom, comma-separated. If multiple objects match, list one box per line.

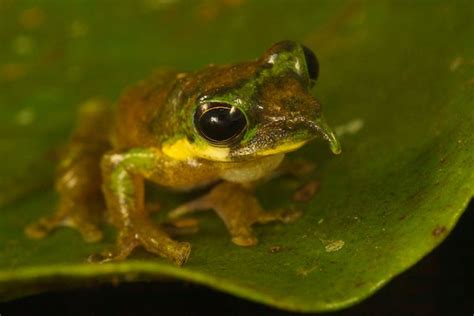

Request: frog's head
left=165, top=40, right=341, bottom=162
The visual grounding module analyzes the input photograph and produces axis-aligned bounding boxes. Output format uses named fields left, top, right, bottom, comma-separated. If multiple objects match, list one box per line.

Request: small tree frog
left=26, top=41, right=341, bottom=265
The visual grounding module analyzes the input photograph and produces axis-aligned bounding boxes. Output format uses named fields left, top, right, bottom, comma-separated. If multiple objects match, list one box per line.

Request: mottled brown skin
left=113, top=70, right=223, bottom=189
left=25, top=41, right=340, bottom=265
left=25, top=102, right=111, bottom=243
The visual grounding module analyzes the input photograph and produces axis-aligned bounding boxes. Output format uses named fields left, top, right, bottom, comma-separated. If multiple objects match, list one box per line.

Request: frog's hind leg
left=169, top=182, right=302, bottom=246
left=25, top=99, right=112, bottom=243
left=26, top=196, right=104, bottom=242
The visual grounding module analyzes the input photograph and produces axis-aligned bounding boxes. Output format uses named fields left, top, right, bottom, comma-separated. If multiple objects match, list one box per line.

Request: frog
left=25, top=40, right=341, bottom=266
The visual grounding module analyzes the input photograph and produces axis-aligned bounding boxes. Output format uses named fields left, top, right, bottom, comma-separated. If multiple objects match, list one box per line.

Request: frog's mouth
left=231, top=114, right=341, bottom=159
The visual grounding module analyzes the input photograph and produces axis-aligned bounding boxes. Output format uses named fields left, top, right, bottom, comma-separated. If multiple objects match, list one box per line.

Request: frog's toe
left=24, top=220, right=53, bottom=239
left=162, top=217, right=200, bottom=236
left=137, top=227, right=191, bottom=266
left=256, top=208, right=303, bottom=224
left=229, top=226, right=258, bottom=247
left=93, top=244, right=138, bottom=264
left=168, top=197, right=211, bottom=219
left=74, top=222, right=103, bottom=243
left=232, top=235, right=258, bottom=247
left=280, top=208, right=303, bottom=223
left=25, top=212, right=69, bottom=239
left=167, top=241, right=191, bottom=266
left=89, top=228, right=140, bottom=263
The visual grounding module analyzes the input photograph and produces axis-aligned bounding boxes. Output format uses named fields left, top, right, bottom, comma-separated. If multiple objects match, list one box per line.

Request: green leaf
left=0, top=0, right=473, bottom=312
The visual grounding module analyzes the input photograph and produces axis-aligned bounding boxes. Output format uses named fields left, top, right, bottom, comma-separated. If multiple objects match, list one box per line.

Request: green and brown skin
left=25, top=41, right=341, bottom=265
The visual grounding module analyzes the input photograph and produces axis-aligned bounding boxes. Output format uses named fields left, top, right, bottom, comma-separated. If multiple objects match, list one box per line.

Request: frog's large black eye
left=194, top=103, right=247, bottom=146
left=302, top=45, right=319, bottom=82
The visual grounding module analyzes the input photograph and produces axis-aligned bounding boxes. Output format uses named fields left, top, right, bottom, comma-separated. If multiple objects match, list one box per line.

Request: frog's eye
left=194, top=103, right=247, bottom=146
left=302, top=45, right=319, bottom=83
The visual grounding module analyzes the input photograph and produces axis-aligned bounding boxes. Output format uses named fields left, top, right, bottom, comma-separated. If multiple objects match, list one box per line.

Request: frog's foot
left=95, top=218, right=191, bottom=266
left=169, top=182, right=302, bottom=247
left=25, top=199, right=103, bottom=243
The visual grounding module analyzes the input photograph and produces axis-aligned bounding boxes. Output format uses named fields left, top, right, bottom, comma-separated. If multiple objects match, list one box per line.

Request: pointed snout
left=308, top=115, right=341, bottom=155
left=284, top=99, right=341, bottom=155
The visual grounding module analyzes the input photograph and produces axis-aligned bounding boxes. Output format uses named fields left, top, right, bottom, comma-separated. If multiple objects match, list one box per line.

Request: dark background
left=2, top=200, right=473, bottom=316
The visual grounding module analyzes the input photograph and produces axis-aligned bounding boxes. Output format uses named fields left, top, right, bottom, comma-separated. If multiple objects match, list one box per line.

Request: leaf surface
left=0, top=0, right=473, bottom=311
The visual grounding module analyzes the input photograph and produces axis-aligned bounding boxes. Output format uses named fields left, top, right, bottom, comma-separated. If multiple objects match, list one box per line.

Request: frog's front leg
left=100, top=148, right=191, bottom=265
left=169, top=182, right=301, bottom=246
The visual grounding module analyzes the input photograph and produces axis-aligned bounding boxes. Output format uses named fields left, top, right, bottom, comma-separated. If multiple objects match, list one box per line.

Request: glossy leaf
left=0, top=0, right=473, bottom=312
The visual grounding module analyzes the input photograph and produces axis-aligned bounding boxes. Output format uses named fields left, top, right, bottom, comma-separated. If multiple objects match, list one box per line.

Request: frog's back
left=113, top=70, right=179, bottom=149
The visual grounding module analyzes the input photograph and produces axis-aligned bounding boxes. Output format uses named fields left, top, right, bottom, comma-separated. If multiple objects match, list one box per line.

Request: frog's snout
left=305, top=115, right=341, bottom=155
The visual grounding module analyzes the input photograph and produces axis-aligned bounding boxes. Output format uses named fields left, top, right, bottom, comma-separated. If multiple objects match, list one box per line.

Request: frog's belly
left=148, top=154, right=284, bottom=191
left=220, top=154, right=285, bottom=183
left=147, top=158, right=220, bottom=191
